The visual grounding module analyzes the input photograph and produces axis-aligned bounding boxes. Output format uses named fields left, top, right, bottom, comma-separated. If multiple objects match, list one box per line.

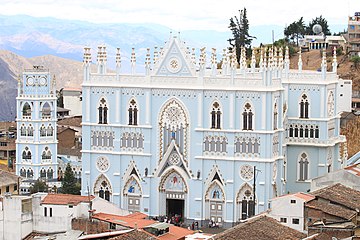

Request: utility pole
left=253, top=166, right=256, bottom=217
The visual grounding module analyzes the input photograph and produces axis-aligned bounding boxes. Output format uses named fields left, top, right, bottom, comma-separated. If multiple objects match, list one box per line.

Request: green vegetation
left=29, top=179, right=48, bottom=194
left=351, top=56, right=360, bottom=69
left=61, top=163, right=81, bottom=195
left=228, top=8, right=256, bottom=62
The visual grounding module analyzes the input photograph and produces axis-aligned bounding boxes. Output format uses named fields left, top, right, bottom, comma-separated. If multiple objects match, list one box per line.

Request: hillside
left=0, top=50, right=96, bottom=121
left=289, top=49, right=360, bottom=90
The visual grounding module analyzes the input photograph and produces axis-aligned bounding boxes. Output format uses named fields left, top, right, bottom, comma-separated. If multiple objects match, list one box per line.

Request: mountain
left=0, top=50, right=92, bottom=121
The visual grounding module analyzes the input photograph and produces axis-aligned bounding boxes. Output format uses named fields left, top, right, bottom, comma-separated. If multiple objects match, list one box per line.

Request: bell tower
left=16, top=66, right=58, bottom=183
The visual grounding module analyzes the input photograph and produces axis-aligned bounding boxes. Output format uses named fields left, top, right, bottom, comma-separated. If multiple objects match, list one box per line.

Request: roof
left=57, top=126, right=78, bottom=134
left=57, top=116, right=82, bottom=127
left=345, top=163, right=360, bottom=177
left=0, top=169, right=20, bottom=188
left=311, top=183, right=360, bottom=211
left=213, top=215, right=306, bottom=240
left=304, top=232, right=333, bottom=240
left=42, top=193, right=94, bottom=206
left=305, top=199, right=357, bottom=220
left=92, top=212, right=194, bottom=240
left=108, top=229, right=154, bottom=240
left=58, top=147, right=81, bottom=157
left=125, top=212, right=148, bottom=219
left=273, top=192, right=315, bottom=202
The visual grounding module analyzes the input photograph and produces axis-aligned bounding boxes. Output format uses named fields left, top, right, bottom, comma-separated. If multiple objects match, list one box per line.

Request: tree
left=284, top=17, right=305, bottom=46
left=29, top=179, right=48, bottom=194
left=61, top=163, right=81, bottom=195
left=351, top=56, right=360, bottom=69
left=228, top=8, right=256, bottom=63
left=305, top=15, right=331, bottom=35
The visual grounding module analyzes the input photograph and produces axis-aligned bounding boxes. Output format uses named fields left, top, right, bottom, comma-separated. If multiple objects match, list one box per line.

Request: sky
left=1, top=0, right=360, bottom=31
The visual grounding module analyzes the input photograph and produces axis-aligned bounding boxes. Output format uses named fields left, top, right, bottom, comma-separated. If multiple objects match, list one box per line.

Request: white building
left=268, top=192, right=315, bottom=233
left=62, top=88, right=82, bottom=117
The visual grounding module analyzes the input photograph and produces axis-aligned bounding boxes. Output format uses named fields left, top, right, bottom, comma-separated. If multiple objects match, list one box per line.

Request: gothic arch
left=40, top=101, right=52, bottom=119
left=236, top=183, right=256, bottom=220
left=242, top=101, right=255, bottom=130
left=158, top=98, right=190, bottom=164
left=123, top=175, right=143, bottom=196
left=209, top=99, right=222, bottom=129
left=93, top=174, right=112, bottom=201
left=204, top=179, right=226, bottom=223
left=98, top=96, right=109, bottom=124
left=159, top=167, right=188, bottom=193
left=128, top=97, right=139, bottom=125
left=298, top=152, right=310, bottom=181
left=204, top=179, right=225, bottom=202
left=21, top=102, right=32, bottom=118
left=299, top=92, right=310, bottom=118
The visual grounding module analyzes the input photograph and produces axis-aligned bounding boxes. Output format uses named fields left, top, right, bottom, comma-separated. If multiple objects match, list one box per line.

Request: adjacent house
left=0, top=169, right=20, bottom=195
left=269, top=192, right=315, bottom=232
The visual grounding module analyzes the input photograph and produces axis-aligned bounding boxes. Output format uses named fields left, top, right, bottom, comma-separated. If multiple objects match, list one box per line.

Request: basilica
left=16, top=35, right=351, bottom=227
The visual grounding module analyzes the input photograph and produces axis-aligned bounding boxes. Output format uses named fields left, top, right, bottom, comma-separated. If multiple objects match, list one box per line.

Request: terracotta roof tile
left=58, top=116, right=82, bottom=127
left=0, top=169, right=20, bottom=188
left=213, top=215, right=306, bottom=240
left=345, top=163, right=360, bottom=176
left=311, top=183, right=360, bottom=210
left=42, top=193, right=94, bottom=206
left=93, top=212, right=194, bottom=240
left=306, top=199, right=357, bottom=220
left=125, top=212, right=148, bottom=219
left=108, top=229, right=154, bottom=240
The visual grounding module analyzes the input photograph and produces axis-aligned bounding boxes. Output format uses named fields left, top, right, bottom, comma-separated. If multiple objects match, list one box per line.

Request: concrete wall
left=269, top=196, right=305, bottom=232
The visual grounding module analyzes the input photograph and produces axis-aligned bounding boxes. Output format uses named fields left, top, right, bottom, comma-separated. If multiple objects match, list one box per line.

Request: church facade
left=81, top=37, right=351, bottom=226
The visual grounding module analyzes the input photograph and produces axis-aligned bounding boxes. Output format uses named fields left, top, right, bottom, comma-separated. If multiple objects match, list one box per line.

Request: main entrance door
left=166, top=199, right=184, bottom=217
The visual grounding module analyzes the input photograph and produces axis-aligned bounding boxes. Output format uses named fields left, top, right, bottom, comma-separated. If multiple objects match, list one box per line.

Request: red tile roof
left=306, top=199, right=357, bottom=220
left=125, top=212, right=148, bottom=219
left=345, top=163, right=360, bottom=176
left=42, top=193, right=94, bottom=206
left=273, top=192, right=315, bottom=202
left=92, top=212, right=194, bottom=240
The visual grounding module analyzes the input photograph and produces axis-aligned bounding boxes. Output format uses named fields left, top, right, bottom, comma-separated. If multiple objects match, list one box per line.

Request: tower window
left=211, top=102, right=221, bottom=129
left=128, top=99, right=138, bottom=125
left=299, top=94, right=309, bottom=118
left=98, top=98, right=108, bottom=124
left=243, top=103, right=254, bottom=130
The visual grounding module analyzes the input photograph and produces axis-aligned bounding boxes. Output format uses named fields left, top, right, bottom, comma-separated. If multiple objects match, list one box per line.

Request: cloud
left=1, top=0, right=359, bottom=31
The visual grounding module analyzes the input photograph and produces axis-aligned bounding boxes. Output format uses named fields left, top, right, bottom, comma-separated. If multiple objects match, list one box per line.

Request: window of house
left=110, top=222, right=116, bottom=230
left=292, top=218, right=300, bottom=224
left=50, top=208, right=52, bottom=217
left=6, top=186, right=9, bottom=192
left=280, top=217, right=287, bottom=223
left=290, top=199, right=296, bottom=204
left=14, top=184, right=17, bottom=191
left=44, top=207, right=47, bottom=217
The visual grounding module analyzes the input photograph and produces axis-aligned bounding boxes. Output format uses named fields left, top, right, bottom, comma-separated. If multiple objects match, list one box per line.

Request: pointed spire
left=116, top=48, right=121, bottom=68
left=263, top=48, right=268, bottom=70
left=211, top=48, right=217, bottom=76
left=298, top=48, right=302, bottom=73
left=221, top=48, right=227, bottom=75
left=231, top=47, right=237, bottom=69
left=97, top=45, right=107, bottom=74
left=52, top=75, right=56, bottom=94
left=145, top=48, right=151, bottom=75
left=273, top=47, right=278, bottom=69
left=199, top=47, right=206, bottom=76
left=259, top=48, right=264, bottom=72
left=285, top=46, right=290, bottom=78
left=332, top=47, right=338, bottom=73
left=154, top=46, right=158, bottom=65
left=131, top=48, right=136, bottom=75
left=321, top=50, right=327, bottom=79
left=251, top=47, right=256, bottom=73
left=278, top=47, right=284, bottom=69
left=268, top=47, right=274, bottom=70
left=83, top=47, right=91, bottom=65
left=191, top=48, right=196, bottom=65
left=226, top=49, right=231, bottom=75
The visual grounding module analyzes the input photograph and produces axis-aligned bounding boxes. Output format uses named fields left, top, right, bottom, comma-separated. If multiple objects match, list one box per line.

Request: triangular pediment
left=205, top=165, right=225, bottom=187
left=153, top=37, right=195, bottom=77
left=154, top=140, right=192, bottom=178
left=123, top=160, right=142, bottom=182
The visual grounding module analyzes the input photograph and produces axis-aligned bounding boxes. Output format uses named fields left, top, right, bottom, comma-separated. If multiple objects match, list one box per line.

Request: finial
left=145, top=48, right=151, bottom=75
left=154, top=46, right=158, bottom=65
left=332, top=47, right=337, bottom=73
left=321, top=50, right=327, bottom=79
left=273, top=47, right=278, bottom=69
left=231, top=47, right=237, bottom=70
left=298, top=48, right=302, bottom=72
left=221, top=48, right=227, bottom=74
left=131, top=48, right=136, bottom=74
left=251, top=47, right=256, bottom=72
left=116, top=48, right=121, bottom=67
left=285, top=46, right=289, bottom=63
left=268, top=47, right=274, bottom=69
left=83, top=47, right=91, bottom=65
left=278, top=47, right=284, bottom=69
left=211, top=48, right=217, bottom=76
left=259, top=48, right=264, bottom=71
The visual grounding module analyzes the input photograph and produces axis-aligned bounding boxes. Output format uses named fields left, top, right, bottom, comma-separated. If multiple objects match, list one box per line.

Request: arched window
left=22, top=102, right=32, bottom=119
left=26, top=169, right=34, bottom=178
left=98, top=98, right=108, bottom=124
left=47, top=168, right=54, bottom=179
left=299, top=94, right=309, bottom=118
left=28, top=125, right=34, bottom=136
left=20, top=124, right=26, bottom=136
left=94, top=175, right=112, bottom=202
left=22, top=147, right=31, bottom=160
left=47, top=125, right=53, bottom=136
left=243, top=103, right=253, bottom=130
left=128, top=99, right=138, bottom=125
left=41, top=147, right=51, bottom=161
left=40, top=124, right=46, bottom=137
left=237, top=184, right=255, bottom=220
left=298, top=153, right=309, bottom=181
left=211, top=102, right=221, bottom=129
left=273, top=103, right=278, bottom=130
left=40, top=168, right=46, bottom=178
left=41, top=102, right=51, bottom=119
left=20, top=168, right=26, bottom=177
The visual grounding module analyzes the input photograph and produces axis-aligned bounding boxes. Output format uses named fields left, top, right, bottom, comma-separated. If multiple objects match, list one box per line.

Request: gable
left=154, top=37, right=195, bottom=77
